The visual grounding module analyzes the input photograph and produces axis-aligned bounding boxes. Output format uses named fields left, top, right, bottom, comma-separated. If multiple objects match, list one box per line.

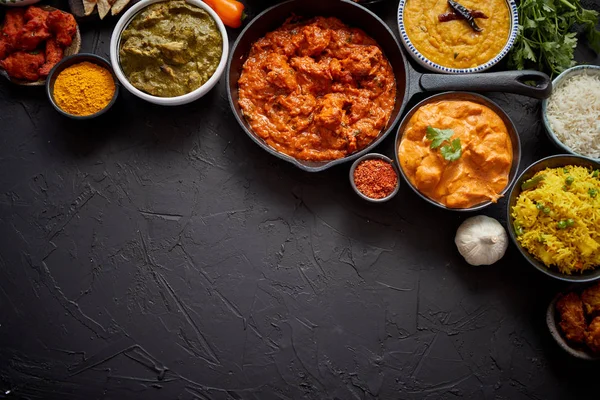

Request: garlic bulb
left=455, top=215, right=508, bottom=266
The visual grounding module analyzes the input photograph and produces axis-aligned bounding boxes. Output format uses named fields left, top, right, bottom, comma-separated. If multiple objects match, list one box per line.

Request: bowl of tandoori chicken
left=395, top=91, right=521, bottom=211
left=109, top=0, right=228, bottom=105
left=547, top=283, right=600, bottom=360
left=227, top=0, right=407, bottom=172
left=0, top=5, right=80, bottom=85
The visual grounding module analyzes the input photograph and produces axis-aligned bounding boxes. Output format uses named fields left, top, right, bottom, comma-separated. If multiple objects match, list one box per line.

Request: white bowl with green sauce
left=110, top=0, right=229, bottom=105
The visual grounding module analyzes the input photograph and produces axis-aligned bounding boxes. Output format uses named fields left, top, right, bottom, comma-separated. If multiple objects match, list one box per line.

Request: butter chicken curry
left=398, top=100, right=513, bottom=208
left=238, top=17, right=396, bottom=161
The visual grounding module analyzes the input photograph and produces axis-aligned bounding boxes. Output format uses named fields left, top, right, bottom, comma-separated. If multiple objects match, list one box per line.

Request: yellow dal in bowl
left=403, top=0, right=511, bottom=69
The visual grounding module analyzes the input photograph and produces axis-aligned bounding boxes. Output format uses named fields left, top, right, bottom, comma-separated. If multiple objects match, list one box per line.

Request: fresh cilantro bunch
left=426, top=126, right=462, bottom=162
left=508, top=0, right=600, bottom=76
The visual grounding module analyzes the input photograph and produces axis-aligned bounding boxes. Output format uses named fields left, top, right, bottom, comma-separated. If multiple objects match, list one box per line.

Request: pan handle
left=419, top=70, right=552, bottom=99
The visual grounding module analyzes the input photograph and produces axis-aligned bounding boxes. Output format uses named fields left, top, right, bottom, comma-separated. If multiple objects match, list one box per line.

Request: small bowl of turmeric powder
left=46, top=54, right=119, bottom=119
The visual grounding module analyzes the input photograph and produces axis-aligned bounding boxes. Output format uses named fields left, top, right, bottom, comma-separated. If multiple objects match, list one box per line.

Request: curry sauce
left=403, top=0, right=510, bottom=69
left=238, top=17, right=396, bottom=161
left=398, top=100, right=512, bottom=208
left=119, top=0, right=222, bottom=97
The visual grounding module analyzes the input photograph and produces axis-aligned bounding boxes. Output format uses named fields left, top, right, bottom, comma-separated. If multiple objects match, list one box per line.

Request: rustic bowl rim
left=547, top=283, right=600, bottom=361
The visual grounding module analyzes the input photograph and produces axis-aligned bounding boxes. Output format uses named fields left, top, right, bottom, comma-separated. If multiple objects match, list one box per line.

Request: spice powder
left=353, top=159, right=398, bottom=199
left=53, top=61, right=115, bottom=116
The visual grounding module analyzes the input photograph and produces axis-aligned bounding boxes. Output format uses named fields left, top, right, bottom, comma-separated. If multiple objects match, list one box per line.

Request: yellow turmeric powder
left=53, top=62, right=115, bottom=116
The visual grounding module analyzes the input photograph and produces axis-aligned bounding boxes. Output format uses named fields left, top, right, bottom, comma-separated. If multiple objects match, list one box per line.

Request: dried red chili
left=353, top=159, right=398, bottom=199
left=438, top=10, right=488, bottom=23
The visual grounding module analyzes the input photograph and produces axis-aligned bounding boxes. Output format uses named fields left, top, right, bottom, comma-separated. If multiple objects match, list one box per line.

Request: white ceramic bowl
left=109, top=0, right=229, bottom=106
left=397, top=0, right=519, bottom=74
left=541, top=65, right=600, bottom=161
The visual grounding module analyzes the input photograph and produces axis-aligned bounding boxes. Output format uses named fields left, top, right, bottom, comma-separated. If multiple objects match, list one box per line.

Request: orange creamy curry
left=398, top=100, right=512, bottom=208
left=238, top=17, right=396, bottom=161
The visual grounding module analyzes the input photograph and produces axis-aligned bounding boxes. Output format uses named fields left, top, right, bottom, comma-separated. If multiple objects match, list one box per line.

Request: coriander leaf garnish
left=425, top=126, right=462, bottom=161
left=426, top=126, right=454, bottom=149
left=440, top=138, right=462, bottom=161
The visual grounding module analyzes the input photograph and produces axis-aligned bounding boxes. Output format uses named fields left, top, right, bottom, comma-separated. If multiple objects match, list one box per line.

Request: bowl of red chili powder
left=350, top=153, right=400, bottom=202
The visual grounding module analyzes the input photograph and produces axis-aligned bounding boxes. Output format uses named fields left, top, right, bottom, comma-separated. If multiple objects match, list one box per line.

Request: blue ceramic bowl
left=541, top=65, right=600, bottom=161
left=397, top=0, right=519, bottom=74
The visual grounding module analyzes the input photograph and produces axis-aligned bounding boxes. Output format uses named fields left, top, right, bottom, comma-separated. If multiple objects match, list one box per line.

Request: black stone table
left=1, top=1, right=599, bottom=399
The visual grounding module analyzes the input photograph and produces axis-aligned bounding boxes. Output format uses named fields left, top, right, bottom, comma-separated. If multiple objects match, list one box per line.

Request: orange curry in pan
left=398, top=100, right=513, bottom=208
left=238, top=17, right=396, bottom=161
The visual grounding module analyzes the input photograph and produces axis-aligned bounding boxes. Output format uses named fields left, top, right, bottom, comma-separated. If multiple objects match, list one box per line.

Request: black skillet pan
left=226, top=0, right=552, bottom=172
left=394, top=91, right=522, bottom=212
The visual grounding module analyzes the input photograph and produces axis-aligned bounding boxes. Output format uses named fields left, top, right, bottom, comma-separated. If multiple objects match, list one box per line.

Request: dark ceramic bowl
left=349, top=153, right=400, bottom=203
left=547, top=284, right=600, bottom=361
left=394, top=91, right=521, bottom=212
left=46, top=54, right=119, bottom=120
left=507, top=155, right=600, bottom=282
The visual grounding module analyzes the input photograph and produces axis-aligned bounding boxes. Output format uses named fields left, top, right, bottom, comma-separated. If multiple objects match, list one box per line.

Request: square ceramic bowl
left=109, top=0, right=229, bottom=106
left=541, top=65, right=600, bottom=161
left=397, top=0, right=519, bottom=74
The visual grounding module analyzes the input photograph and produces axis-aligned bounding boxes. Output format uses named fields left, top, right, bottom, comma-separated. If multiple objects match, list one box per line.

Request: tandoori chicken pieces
left=556, top=292, right=587, bottom=344
left=556, top=283, right=600, bottom=355
left=0, top=6, right=76, bottom=81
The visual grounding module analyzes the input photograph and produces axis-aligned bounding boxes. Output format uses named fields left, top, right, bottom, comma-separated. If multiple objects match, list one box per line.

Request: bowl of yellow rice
left=507, top=155, right=600, bottom=282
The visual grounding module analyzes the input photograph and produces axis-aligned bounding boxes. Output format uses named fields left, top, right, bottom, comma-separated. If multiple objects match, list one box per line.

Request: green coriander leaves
left=425, top=126, right=462, bottom=162
left=508, top=0, right=600, bottom=76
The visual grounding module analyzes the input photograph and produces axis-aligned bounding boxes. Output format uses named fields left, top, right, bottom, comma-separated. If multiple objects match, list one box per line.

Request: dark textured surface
left=1, top=1, right=599, bottom=399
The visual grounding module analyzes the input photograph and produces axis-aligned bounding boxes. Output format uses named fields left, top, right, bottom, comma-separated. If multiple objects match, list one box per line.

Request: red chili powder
left=353, top=159, right=398, bottom=199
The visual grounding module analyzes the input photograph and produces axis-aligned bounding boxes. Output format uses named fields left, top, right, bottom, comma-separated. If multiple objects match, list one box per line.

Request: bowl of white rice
left=542, top=65, right=600, bottom=161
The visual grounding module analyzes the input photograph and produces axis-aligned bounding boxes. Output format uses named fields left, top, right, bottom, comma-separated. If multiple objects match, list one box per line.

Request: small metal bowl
left=507, top=155, right=600, bottom=282
left=547, top=284, right=600, bottom=361
left=394, top=91, right=521, bottom=212
left=46, top=54, right=119, bottom=120
left=349, top=153, right=400, bottom=203
left=541, top=65, right=600, bottom=161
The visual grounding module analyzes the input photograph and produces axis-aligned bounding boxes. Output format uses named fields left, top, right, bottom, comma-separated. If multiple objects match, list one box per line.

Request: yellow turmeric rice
left=512, top=166, right=600, bottom=274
